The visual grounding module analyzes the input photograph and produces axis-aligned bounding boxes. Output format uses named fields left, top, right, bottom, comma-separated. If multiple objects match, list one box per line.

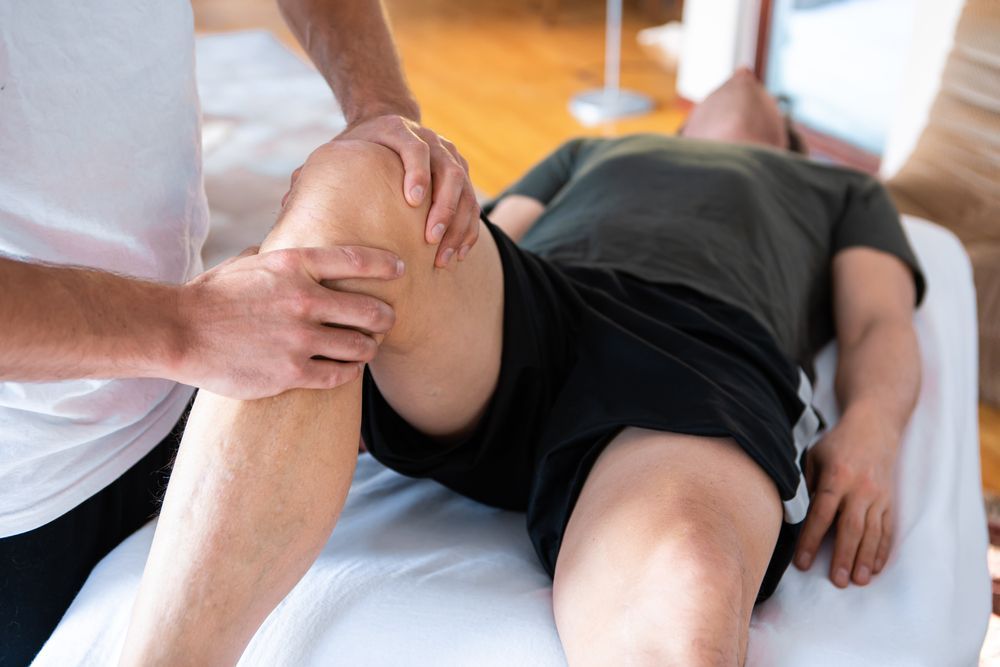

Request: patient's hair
left=784, top=117, right=808, bottom=156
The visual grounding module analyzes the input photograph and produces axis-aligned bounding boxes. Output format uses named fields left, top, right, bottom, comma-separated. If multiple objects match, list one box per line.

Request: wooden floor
left=190, top=0, right=1000, bottom=490
left=192, top=0, right=684, bottom=195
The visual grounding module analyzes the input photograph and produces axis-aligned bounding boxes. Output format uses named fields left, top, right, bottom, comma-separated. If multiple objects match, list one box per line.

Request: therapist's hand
left=173, top=245, right=403, bottom=400
left=793, top=405, right=898, bottom=588
left=283, top=115, right=480, bottom=268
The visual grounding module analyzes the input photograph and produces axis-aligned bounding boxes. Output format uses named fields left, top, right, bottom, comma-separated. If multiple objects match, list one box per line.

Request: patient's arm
left=486, top=138, right=585, bottom=242
left=794, top=247, right=920, bottom=588
left=488, top=194, right=545, bottom=242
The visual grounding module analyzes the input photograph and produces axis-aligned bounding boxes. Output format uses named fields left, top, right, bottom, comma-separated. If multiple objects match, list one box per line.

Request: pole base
left=568, top=89, right=655, bottom=125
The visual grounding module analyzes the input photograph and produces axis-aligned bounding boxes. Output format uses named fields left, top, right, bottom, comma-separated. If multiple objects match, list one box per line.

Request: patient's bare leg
left=119, top=140, right=504, bottom=665
left=553, top=428, right=782, bottom=667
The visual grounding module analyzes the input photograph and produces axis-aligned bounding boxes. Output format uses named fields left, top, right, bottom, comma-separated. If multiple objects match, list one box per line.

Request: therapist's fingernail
left=410, top=185, right=425, bottom=203
left=874, top=558, right=884, bottom=572
left=856, top=565, right=871, bottom=584
left=430, top=223, right=446, bottom=242
left=795, top=552, right=811, bottom=569
left=395, top=259, right=405, bottom=276
left=440, top=248, right=455, bottom=265
left=458, top=245, right=470, bottom=261
left=834, top=567, right=850, bottom=588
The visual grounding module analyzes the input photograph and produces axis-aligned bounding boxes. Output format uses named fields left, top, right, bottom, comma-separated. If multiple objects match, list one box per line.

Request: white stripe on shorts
left=783, top=369, right=823, bottom=524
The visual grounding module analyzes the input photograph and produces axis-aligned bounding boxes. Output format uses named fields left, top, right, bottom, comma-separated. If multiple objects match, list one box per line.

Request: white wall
left=676, top=0, right=761, bottom=102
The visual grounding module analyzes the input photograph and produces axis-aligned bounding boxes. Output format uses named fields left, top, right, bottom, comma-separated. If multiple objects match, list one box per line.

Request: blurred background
left=188, top=0, right=998, bottom=657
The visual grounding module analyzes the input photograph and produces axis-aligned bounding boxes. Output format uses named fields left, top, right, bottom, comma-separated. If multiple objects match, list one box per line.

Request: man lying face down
left=121, top=69, right=924, bottom=666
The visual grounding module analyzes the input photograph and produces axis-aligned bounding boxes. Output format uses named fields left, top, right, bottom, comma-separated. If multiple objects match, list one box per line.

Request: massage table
left=32, top=32, right=990, bottom=666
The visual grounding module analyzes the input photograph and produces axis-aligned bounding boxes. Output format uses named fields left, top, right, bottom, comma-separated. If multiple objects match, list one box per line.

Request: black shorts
left=362, top=220, right=822, bottom=601
left=0, top=412, right=188, bottom=666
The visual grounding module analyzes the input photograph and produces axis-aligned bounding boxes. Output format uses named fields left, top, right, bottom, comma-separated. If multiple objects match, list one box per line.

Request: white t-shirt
left=0, top=1, right=209, bottom=536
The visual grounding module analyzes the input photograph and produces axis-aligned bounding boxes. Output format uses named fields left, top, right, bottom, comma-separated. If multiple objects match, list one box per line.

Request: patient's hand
left=793, top=404, right=899, bottom=588
left=283, top=115, right=479, bottom=269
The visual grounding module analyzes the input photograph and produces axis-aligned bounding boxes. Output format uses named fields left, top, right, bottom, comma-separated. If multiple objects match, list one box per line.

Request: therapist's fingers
left=457, top=205, right=481, bottom=262
left=394, top=129, right=433, bottom=208
left=851, top=505, right=883, bottom=585
left=873, top=508, right=893, bottom=574
left=440, top=187, right=478, bottom=266
left=298, top=358, right=365, bottom=390
left=426, top=163, right=466, bottom=266
left=830, top=499, right=868, bottom=588
left=794, top=486, right=841, bottom=571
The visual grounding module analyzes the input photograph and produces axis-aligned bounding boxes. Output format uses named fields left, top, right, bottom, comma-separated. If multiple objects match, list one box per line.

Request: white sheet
left=33, top=32, right=991, bottom=666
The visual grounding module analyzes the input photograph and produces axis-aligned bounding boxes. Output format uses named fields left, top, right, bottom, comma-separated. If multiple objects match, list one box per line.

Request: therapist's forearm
left=277, top=0, right=419, bottom=123
left=834, top=318, right=921, bottom=439
left=0, top=256, right=180, bottom=381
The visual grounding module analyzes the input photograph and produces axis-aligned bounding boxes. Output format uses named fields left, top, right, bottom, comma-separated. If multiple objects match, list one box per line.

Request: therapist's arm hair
left=0, top=256, right=183, bottom=381
left=0, top=248, right=400, bottom=399
left=277, top=0, right=419, bottom=124
left=488, top=195, right=545, bottom=242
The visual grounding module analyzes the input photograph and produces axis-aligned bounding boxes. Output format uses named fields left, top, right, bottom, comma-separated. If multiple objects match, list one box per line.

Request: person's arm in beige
left=279, top=0, right=480, bottom=267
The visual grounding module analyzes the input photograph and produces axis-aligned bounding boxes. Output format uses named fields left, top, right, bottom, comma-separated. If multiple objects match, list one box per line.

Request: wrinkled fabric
left=0, top=1, right=207, bottom=535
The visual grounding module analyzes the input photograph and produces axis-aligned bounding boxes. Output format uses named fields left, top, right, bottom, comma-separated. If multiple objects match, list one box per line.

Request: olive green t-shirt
left=490, top=134, right=925, bottom=374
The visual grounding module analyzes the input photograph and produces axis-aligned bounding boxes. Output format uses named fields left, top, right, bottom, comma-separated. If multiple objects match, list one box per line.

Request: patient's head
left=680, top=68, right=805, bottom=154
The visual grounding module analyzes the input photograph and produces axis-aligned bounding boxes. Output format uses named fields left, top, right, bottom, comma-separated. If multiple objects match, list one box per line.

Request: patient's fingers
left=852, top=505, right=883, bottom=585
left=297, top=246, right=405, bottom=283
left=874, top=508, right=893, bottom=573
left=830, top=499, right=868, bottom=588
left=794, top=487, right=841, bottom=571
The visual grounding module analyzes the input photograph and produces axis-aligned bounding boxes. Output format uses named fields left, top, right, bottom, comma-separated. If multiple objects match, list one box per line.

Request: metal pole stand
left=569, top=0, right=654, bottom=125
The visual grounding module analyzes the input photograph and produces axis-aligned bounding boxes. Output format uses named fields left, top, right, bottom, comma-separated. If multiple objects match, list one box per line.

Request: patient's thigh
left=263, top=140, right=504, bottom=440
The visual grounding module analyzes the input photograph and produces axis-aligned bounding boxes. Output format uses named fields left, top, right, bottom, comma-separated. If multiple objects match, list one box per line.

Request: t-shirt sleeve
left=832, top=175, right=927, bottom=306
left=483, top=138, right=585, bottom=213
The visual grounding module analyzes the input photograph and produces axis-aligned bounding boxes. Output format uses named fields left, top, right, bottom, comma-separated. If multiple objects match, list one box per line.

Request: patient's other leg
left=553, top=428, right=782, bottom=667
left=120, top=141, right=504, bottom=665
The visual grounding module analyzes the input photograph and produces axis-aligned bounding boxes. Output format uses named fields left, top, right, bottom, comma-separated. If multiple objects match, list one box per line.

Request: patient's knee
left=266, top=140, right=431, bottom=264
left=262, top=140, right=435, bottom=312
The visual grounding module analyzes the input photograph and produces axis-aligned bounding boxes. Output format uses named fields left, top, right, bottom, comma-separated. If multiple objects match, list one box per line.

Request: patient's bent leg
left=120, top=140, right=504, bottom=665
left=267, top=139, right=505, bottom=440
left=552, top=428, right=783, bottom=667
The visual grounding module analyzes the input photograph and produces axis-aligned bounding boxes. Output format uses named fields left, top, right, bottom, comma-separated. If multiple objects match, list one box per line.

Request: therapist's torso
left=0, top=0, right=209, bottom=536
